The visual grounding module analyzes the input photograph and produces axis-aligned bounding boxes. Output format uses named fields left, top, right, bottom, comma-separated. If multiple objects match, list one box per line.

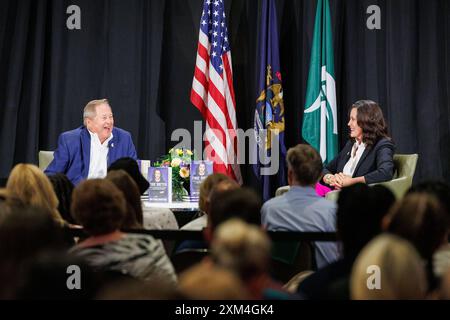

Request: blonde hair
left=350, top=233, right=427, bottom=300
left=178, top=263, right=249, bottom=300
left=211, top=219, right=271, bottom=280
left=439, top=268, right=450, bottom=300
left=83, top=99, right=110, bottom=125
left=6, top=164, right=64, bottom=224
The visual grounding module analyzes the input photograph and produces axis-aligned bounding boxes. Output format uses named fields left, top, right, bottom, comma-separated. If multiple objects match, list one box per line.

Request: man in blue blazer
left=45, top=99, right=137, bottom=185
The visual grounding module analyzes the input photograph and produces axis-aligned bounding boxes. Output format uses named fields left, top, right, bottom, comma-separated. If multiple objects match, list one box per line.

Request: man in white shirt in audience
left=261, top=144, right=340, bottom=269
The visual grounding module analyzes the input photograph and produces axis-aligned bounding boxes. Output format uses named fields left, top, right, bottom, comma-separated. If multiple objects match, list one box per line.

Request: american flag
left=190, top=0, right=242, bottom=183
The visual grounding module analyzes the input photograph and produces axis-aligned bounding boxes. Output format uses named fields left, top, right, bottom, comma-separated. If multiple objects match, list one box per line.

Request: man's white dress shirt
left=87, top=130, right=113, bottom=179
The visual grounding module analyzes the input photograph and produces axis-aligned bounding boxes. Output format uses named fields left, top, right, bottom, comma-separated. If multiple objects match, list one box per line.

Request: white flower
left=171, top=158, right=182, bottom=167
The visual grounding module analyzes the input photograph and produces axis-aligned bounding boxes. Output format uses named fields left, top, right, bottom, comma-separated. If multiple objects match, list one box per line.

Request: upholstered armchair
left=275, top=154, right=419, bottom=201
left=38, top=150, right=54, bottom=171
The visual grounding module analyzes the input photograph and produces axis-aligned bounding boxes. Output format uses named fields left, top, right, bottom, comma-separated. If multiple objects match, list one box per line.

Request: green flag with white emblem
left=302, top=0, right=338, bottom=164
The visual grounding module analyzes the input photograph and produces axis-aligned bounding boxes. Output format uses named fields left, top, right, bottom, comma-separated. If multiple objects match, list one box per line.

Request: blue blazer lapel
left=107, top=130, right=119, bottom=167
left=80, top=127, right=91, bottom=178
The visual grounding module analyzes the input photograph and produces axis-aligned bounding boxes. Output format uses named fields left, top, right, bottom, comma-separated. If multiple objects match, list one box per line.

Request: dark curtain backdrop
left=1, top=0, right=449, bottom=192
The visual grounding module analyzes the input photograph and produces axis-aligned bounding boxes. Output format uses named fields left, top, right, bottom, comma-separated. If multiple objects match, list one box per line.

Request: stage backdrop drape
left=1, top=0, right=449, bottom=193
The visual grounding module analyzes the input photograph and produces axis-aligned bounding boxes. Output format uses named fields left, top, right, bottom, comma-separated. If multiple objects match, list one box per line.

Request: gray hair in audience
left=211, top=219, right=271, bottom=281
left=178, top=263, right=249, bottom=300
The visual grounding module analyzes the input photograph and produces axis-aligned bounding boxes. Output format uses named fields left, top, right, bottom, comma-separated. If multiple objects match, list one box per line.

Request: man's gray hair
left=83, top=99, right=110, bottom=126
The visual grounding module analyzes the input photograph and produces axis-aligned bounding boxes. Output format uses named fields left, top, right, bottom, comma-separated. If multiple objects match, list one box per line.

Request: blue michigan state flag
left=253, top=0, right=287, bottom=202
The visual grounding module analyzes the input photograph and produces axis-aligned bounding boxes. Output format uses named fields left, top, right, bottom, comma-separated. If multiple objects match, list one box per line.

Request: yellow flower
left=185, top=149, right=193, bottom=156
left=176, top=149, right=183, bottom=156
left=171, top=158, right=182, bottom=167
left=179, top=167, right=190, bottom=178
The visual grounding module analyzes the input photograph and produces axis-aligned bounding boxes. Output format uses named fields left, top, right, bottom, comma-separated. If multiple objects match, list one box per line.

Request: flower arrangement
left=153, top=148, right=194, bottom=201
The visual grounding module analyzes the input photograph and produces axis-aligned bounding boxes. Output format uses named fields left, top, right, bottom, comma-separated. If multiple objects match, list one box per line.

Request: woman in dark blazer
left=322, top=100, right=395, bottom=189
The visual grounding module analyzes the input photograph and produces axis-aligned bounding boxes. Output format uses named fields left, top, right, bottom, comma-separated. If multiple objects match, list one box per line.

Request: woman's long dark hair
left=48, top=173, right=75, bottom=224
left=351, top=100, right=390, bottom=147
left=105, top=170, right=143, bottom=229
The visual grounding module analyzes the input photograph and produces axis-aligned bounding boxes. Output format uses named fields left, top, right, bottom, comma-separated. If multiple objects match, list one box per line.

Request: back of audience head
left=408, top=181, right=450, bottom=225
left=208, top=187, right=261, bottom=235
left=48, top=173, right=76, bottom=225
left=385, top=192, right=448, bottom=262
left=440, top=268, right=450, bottom=300
left=351, top=234, right=427, bottom=300
left=178, top=262, right=249, bottom=300
left=0, top=206, right=66, bottom=299
left=108, top=157, right=150, bottom=195
left=198, top=173, right=231, bottom=213
left=17, top=251, right=97, bottom=300
left=337, top=184, right=395, bottom=261
left=7, top=164, right=65, bottom=225
left=97, top=276, right=178, bottom=300
left=286, top=144, right=323, bottom=186
left=211, top=219, right=271, bottom=284
left=0, top=205, right=66, bottom=261
left=71, top=179, right=126, bottom=236
left=105, top=170, right=143, bottom=229
left=0, top=188, right=25, bottom=225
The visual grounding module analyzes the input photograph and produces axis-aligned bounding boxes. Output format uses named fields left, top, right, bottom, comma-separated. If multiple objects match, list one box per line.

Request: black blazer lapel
left=337, top=142, right=353, bottom=172
left=353, top=147, right=371, bottom=177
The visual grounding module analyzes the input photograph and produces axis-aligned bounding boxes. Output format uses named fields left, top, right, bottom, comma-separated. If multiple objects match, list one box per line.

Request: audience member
left=70, top=179, right=177, bottom=285
left=210, top=219, right=298, bottom=299
left=0, top=206, right=67, bottom=299
left=385, top=192, right=448, bottom=292
left=261, top=144, right=339, bottom=268
left=105, top=169, right=143, bottom=229
left=407, top=181, right=450, bottom=279
left=205, top=187, right=261, bottom=241
left=350, top=234, right=427, bottom=300
left=48, top=173, right=76, bottom=225
left=298, top=183, right=395, bottom=299
left=108, top=157, right=149, bottom=195
left=97, top=276, right=179, bottom=300
left=439, top=268, right=450, bottom=300
left=178, top=262, right=249, bottom=300
left=7, top=164, right=65, bottom=225
left=181, top=173, right=235, bottom=231
left=0, top=188, right=25, bottom=225
left=175, top=179, right=241, bottom=252
left=16, top=251, right=98, bottom=300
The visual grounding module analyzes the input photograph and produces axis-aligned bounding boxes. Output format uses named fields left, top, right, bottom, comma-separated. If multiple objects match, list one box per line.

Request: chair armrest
left=324, top=176, right=412, bottom=202
left=275, top=186, right=291, bottom=197
left=325, top=190, right=340, bottom=202
left=369, top=176, right=412, bottom=199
